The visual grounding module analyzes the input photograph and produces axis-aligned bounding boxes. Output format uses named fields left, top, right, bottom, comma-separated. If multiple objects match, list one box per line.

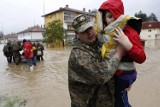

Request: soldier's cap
left=72, top=14, right=94, bottom=32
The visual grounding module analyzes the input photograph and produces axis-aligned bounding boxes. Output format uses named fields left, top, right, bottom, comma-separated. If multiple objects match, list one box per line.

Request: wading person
left=3, top=41, right=13, bottom=63
left=23, top=39, right=34, bottom=71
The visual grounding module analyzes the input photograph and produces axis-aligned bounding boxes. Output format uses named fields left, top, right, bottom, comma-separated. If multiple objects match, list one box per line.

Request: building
left=0, top=38, right=4, bottom=44
left=140, top=21, right=160, bottom=40
left=0, top=31, right=4, bottom=38
left=3, top=33, right=18, bottom=43
left=42, top=5, right=96, bottom=43
left=17, top=25, right=44, bottom=42
left=0, top=31, right=4, bottom=43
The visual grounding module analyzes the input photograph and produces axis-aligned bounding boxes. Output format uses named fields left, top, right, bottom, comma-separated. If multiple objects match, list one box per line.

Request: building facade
left=0, top=31, right=4, bottom=43
left=42, top=5, right=96, bottom=43
left=17, top=25, right=44, bottom=42
left=140, top=21, right=160, bottom=40
left=3, top=33, right=18, bottom=43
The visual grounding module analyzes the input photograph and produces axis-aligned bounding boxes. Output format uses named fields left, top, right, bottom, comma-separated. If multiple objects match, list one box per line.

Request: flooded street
left=0, top=40, right=160, bottom=107
left=129, top=40, right=160, bottom=107
left=0, top=44, right=71, bottom=107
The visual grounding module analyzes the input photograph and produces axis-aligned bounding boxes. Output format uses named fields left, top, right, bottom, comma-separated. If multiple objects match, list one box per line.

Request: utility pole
left=43, top=0, right=46, bottom=27
left=43, top=0, right=45, bottom=15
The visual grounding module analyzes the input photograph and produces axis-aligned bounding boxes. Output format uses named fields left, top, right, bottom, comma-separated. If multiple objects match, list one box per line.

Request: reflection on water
left=0, top=40, right=160, bottom=107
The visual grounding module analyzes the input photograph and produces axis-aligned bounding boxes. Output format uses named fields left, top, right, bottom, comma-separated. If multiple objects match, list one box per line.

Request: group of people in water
left=3, top=39, right=44, bottom=70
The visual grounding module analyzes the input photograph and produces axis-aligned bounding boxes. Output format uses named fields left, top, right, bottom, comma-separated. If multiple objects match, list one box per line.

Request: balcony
left=64, top=16, right=75, bottom=23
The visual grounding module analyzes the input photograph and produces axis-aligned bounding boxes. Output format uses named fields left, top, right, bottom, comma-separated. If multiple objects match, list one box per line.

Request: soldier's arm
left=69, top=49, right=121, bottom=85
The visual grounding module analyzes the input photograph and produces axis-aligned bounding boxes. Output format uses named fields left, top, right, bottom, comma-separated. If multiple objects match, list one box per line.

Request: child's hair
left=101, top=10, right=110, bottom=28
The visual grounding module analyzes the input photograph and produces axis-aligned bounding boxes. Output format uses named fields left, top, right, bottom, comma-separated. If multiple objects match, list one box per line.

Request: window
left=148, top=29, right=151, bottom=32
left=148, top=24, right=152, bottom=27
left=67, top=25, right=73, bottom=30
left=49, top=15, right=52, bottom=18
left=64, top=12, right=76, bottom=21
left=56, top=13, right=58, bottom=19
left=148, top=35, right=151, bottom=38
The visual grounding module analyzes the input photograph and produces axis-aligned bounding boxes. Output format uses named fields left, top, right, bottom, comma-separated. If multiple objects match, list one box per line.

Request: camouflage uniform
left=68, top=39, right=120, bottom=107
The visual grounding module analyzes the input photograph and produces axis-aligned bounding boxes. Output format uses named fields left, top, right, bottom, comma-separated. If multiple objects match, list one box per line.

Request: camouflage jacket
left=68, top=39, right=120, bottom=107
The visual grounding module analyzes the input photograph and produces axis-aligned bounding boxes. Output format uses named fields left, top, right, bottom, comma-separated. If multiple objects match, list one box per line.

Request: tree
left=148, top=13, right=158, bottom=21
left=135, top=11, right=158, bottom=22
left=135, top=11, right=148, bottom=22
left=43, top=20, right=65, bottom=47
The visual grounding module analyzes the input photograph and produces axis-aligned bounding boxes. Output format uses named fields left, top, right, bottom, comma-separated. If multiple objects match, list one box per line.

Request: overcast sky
left=0, top=0, right=159, bottom=35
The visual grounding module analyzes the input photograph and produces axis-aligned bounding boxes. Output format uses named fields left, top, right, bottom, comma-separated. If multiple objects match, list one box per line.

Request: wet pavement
left=0, top=40, right=160, bottom=107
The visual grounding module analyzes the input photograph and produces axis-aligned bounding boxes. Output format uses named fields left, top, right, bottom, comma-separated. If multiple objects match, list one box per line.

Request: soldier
left=12, top=41, right=22, bottom=65
left=68, top=14, right=132, bottom=107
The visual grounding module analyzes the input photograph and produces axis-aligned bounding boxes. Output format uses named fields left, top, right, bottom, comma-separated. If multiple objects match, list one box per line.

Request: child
left=32, top=43, right=37, bottom=66
left=97, top=0, right=146, bottom=106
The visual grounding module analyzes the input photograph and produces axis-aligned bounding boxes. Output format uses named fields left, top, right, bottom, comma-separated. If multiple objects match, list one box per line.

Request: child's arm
left=114, top=26, right=146, bottom=64
left=124, top=26, right=146, bottom=64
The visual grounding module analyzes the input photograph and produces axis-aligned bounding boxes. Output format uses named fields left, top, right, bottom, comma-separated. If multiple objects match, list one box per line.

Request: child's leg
left=114, top=77, right=136, bottom=107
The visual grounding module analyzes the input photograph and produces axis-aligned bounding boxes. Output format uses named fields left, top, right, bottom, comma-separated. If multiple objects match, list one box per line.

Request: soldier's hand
left=114, top=44, right=126, bottom=60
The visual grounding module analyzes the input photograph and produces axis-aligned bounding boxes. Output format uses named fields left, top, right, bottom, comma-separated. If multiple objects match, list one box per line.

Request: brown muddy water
left=0, top=40, right=160, bottom=107
left=0, top=44, right=71, bottom=107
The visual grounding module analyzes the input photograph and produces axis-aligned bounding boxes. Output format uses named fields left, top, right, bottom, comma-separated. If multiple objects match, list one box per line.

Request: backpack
left=12, top=43, right=19, bottom=52
left=23, top=42, right=33, bottom=58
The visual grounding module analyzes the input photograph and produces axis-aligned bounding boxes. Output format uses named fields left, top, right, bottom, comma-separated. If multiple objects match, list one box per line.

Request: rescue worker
left=68, top=14, right=132, bottom=107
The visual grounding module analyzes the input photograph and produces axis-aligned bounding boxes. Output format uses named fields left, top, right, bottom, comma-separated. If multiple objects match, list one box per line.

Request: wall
left=18, top=32, right=44, bottom=41
left=45, top=11, right=63, bottom=27
left=140, top=28, right=160, bottom=40
left=31, top=32, right=43, bottom=40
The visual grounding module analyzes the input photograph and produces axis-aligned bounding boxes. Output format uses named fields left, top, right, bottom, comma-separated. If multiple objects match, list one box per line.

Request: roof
left=142, top=21, right=160, bottom=29
left=42, top=5, right=96, bottom=17
left=4, top=33, right=17, bottom=39
left=0, top=37, right=4, bottom=40
left=17, top=25, right=44, bottom=34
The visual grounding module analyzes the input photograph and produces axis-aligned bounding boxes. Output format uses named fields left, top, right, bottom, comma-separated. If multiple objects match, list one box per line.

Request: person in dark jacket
left=12, top=41, right=22, bottom=65
left=37, top=42, right=44, bottom=61
left=68, top=14, right=132, bottom=107
left=3, top=41, right=13, bottom=63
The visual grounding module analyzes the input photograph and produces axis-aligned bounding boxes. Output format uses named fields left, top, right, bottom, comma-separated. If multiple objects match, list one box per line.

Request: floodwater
left=129, top=40, right=160, bottom=107
left=0, top=40, right=160, bottom=107
left=0, top=44, right=71, bottom=107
